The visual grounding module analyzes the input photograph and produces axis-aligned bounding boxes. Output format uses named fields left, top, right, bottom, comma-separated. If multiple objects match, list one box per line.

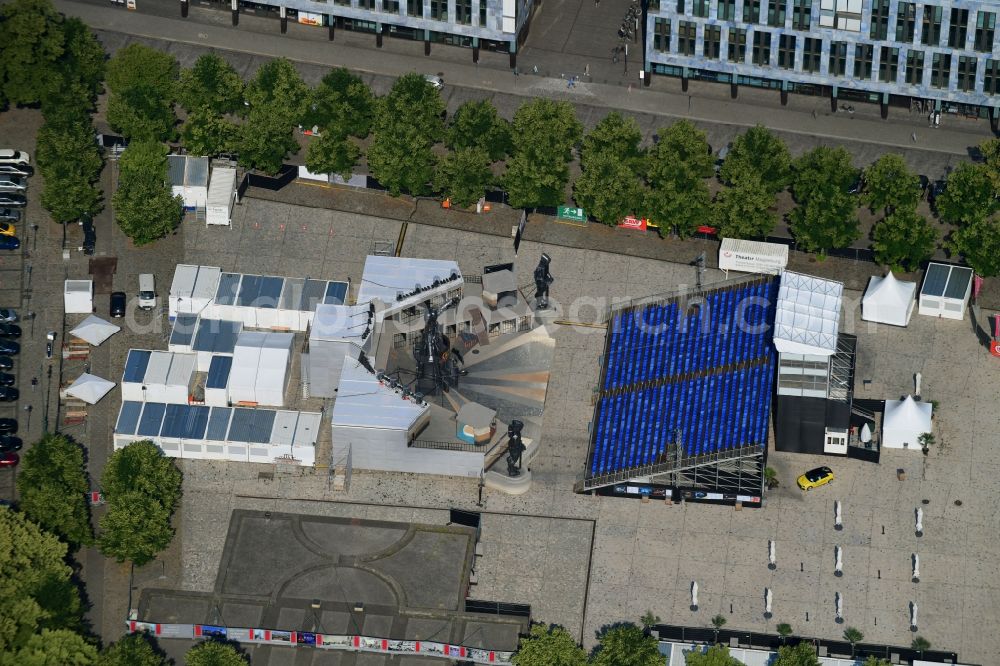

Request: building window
left=718, top=0, right=737, bottom=21
left=896, top=2, right=915, bottom=42
left=480, top=0, right=486, bottom=26
left=752, top=30, right=772, bottom=65
left=931, top=52, right=951, bottom=88
left=746, top=0, right=761, bottom=23
left=654, top=18, right=671, bottom=52
left=648, top=0, right=659, bottom=8
left=767, top=0, right=785, bottom=27
left=905, top=49, right=925, bottom=84
left=921, top=5, right=941, bottom=45
left=829, top=41, right=848, bottom=75
left=455, top=0, right=472, bottom=23
left=430, top=0, right=446, bottom=19
left=985, top=59, right=1000, bottom=94
left=677, top=0, right=685, bottom=12
left=407, top=0, right=421, bottom=17
left=854, top=43, right=873, bottom=79
left=975, top=11, right=995, bottom=52
left=802, top=37, right=822, bottom=72
left=948, top=8, right=969, bottom=48
left=957, top=56, right=977, bottom=91
left=360, top=0, right=375, bottom=9
left=691, top=0, right=709, bottom=17
left=678, top=20, right=697, bottom=55
left=335, top=0, right=351, bottom=6
left=869, top=0, right=890, bottom=39
left=791, top=0, right=810, bottom=29
left=384, top=0, right=399, bottom=12
left=778, top=34, right=795, bottom=68
left=879, top=46, right=899, bottom=81
left=704, top=25, right=722, bottom=58
left=728, top=27, right=747, bottom=62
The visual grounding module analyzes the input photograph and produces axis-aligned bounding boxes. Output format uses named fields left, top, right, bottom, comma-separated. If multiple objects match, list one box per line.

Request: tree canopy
left=512, top=625, right=588, bottom=666
left=1, top=628, right=98, bottom=666
left=244, top=58, right=309, bottom=127
left=303, top=67, right=375, bottom=139
left=872, top=207, right=937, bottom=272
left=112, top=140, right=183, bottom=245
left=591, top=624, right=661, bottom=666
left=100, top=440, right=182, bottom=511
left=305, top=132, right=361, bottom=181
left=580, top=112, right=643, bottom=170
left=773, top=642, right=821, bottom=666
left=935, top=162, right=998, bottom=226
left=16, top=434, right=93, bottom=548
left=45, top=17, right=106, bottom=111
left=789, top=183, right=859, bottom=255
left=181, top=109, right=239, bottom=158
left=648, top=120, right=714, bottom=184
left=950, top=216, right=1000, bottom=277
left=378, top=72, right=446, bottom=143
left=446, top=99, right=511, bottom=162
left=237, top=108, right=299, bottom=175
left=178, top=53, right=244, bottom=116
left=105, top=44, right=178, bottom=141
left=0, top=0, right=66, bottom=107
left=719, top=125, right=791, bottom=194
left=434, top=147, right=493, bottom=207
left=97, top=632, right=167, bottom=666
left=712, top=176, right=777, bottom=240
left=792, top=146, right=858, bottom=204
left=574, top=150, right=644, bottom=225
left=862, top=154, right=919, bottom=213
left=503, top=99, right=582, bottom=208
left=684, top=644, right=743, bottom=666
left=35, top=116, right=104, bottom=223
left=185, top=641, right=249, bottom=666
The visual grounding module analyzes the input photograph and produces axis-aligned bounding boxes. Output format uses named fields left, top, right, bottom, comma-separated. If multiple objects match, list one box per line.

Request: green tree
left=648, top=120, right=714, bottom=183
left=305, top=132, right=361, bottom=181
left=792, top=146, right=858, bottom=205
left=106, top=43, right=178, bottom=100
left=911, top=636, right=931, bottom=658
left=45, top=17, right=106, bottom=111
left=0, top=509, right=86, bottom=652
left=503, top=98, right=582, bottom=209
left=35, top=117, right=104, bottom=223
left=773, top=642, right=821, bottom=666
left=644, top=175, right=711, bottom=238
left=447, top=99, right=511, bottom=161
left=684, top=644, right=743, bottom=666
left=180, top=108, right=240, bottom=158
left=112, top=140, right=183, bottom=245
left=842, top=626, right=864, bottom=657
left=0, top=0, right=66, bottom=107
left=107, top=83, right=177, bottom=142
left=237, top=107, right=300, bottom=174
left=434, top=147, right=493, bottom=207
left=950, top=216, right=1000, bottom=276
left=243, top=57, right=309, bottom=127
left=97, top=632, right=167, bottom=666
left=573, top=150, right=644, bottom=225
left=367, top=124, right=437, bottom=196
left=862, top=658, right=892, bottom=666
left=862, top=154, right=919, bottom=213
left=1, top=628, right=97, bottom=666
left=640, top=610, right=660, bottom=632
left=378, top=72, right=446, bottom=143
left=789, top=186, right=859, bottom=256
left=581, top=112, right=643, bottom=170
left=764, top=467, right=780, bottom=490
left=16, top=434, right=93, bottom=548
left=101, top=440, right=182, bottom=510
left=178, top=53, right=244, bottom=116
left=710, top=614, right=727, bottom=643
left=936, top=162, right=998, bottom=226
left=304, top=67, right=375, bottom=138
left=712, top=176, right=777, bottom=239
left=185, top=641, right=248, bottom=666
left=98, top=492, right=175, bottom=566
left=719, top=125, right=791, bottom=194
left=977, top=137, right=1000, bottom=191
left=872, top=207, right=937, bottom=272
left=776, top=622, right=793, bottom=643
left=511, top=624, right=587, bottom=666
left=592, top=624, right=661, bottom=666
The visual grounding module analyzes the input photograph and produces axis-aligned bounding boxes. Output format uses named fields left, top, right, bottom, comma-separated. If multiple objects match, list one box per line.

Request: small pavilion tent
left=65, top=373, right=116, bottom=405
left=882, top=395, right=933, bottom=449
left=69, top=315, right=120, bottom=346
left=862, top=272, right=916, bottom=326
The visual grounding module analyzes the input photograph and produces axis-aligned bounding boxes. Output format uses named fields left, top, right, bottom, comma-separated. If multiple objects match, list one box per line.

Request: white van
left=0, top=150, right=30, bottom=167
left=138, top=274, right=156, bottom=310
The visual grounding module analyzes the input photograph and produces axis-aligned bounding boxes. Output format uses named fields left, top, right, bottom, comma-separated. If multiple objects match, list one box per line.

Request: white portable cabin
left=228, top=331, right=265, bottom=405
left=168, top=264, right=221, bottom=319
left=64, top=280, right=94, bottom=314
left=167, top=155, right=209, bottom=210
left=918, top=263, right=974, bottom=320
left=121, top=350, right=195, bottom=403
left=307, top=303, right=371, bottom=399
left=256, top=333, right=293, bottom=407
left=206, top=166, right=237, bottom=226
left=718, top=239, right=789, bottom=276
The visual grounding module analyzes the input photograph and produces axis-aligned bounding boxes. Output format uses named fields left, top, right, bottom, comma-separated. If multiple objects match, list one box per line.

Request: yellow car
left=797, top=466, right=834, bottom=491
left=0, top=222, right=13, bottom=237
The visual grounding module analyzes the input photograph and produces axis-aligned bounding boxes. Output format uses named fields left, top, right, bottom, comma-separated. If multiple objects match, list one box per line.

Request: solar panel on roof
left=943, top=266, right=973, bottom=300
left=193, top=319, right=241, bottom=354
left=137, top=402, right=166, bottom=437
left=278, top=278, right=304, bottom=310
left=215, top=273, right=240, bottom=305
left=256, top=277, right=283, bottom=309
left=236, top=275, right=263, bottom=307
left=324, top=281, right=348, bottom=305
left=228, top=408, right=276, bottom=443
left=123, top=350, right=152, bottom=383
left=206, top=407, right=232, bottom=441
left=169, top=315, right=199, bottom=347
left=160, top=404, right=210, bottom=439
left=115, top=401, right=143, bottom=435
left=206, top=355, right=233, bottom=389
left=921, top=263, right=949, bottom=297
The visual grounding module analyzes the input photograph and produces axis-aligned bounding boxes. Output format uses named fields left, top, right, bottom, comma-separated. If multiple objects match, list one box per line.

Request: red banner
left=618, top=216, right=647, bottom=231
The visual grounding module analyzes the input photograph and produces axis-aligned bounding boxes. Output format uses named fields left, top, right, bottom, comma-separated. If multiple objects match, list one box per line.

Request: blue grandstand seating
left=589, top=279, right=778, bottom=478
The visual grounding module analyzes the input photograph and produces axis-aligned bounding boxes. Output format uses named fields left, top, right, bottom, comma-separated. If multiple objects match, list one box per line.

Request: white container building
left=206, top=166, right=236, bottom=226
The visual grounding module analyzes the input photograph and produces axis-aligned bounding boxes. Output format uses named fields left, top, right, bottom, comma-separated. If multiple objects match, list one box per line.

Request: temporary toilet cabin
left=206, top=167, right=237, bottom=226
left=918, top=263, right=974, bottom=320
left=167, top=155, right=209, bottom=210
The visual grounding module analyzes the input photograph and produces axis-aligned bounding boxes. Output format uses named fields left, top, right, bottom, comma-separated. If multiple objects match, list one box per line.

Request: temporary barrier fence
left=127, top=621, right=514, bottom=664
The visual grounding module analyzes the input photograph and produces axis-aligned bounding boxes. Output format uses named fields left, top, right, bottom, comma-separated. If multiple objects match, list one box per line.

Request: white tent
left=69, top=315, right=121, bottom=346
left=862, top=272, right=917, bottom=327
left=882, top=395, right=933, bottom=449
left=773, top=272, right=843, bottom=356
left=65, top=373, right=116, bottom=405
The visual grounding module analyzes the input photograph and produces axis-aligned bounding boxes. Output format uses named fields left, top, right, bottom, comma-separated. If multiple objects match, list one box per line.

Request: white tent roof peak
left=65, top=373, right=116, bottom=404
left=69, top=315, right=121, bottom=346
left=882, top=394, right=933, bottom=449
left=862, top=272, right=917, bottom=327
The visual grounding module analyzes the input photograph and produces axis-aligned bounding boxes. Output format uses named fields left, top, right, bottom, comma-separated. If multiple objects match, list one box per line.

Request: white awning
left=773, top=272, right=843, bottom=356
left=69, top=315, right=121, bottom=346
left=65, top=373, right=116, bottom=405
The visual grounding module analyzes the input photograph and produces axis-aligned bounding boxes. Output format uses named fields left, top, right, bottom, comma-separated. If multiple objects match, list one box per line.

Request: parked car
left=0, top=373, right=13, bottom=387
left=0, top=210, right=19, bottom=224
left=0, top=164, right=33, bottom=177
left=0, top=419, right=16, bottom=434
left=0, top=149, right=30, bottom=167
left=0, top=221, right=14, bottom=237
left=110, top=291, right=126, bottom=318
left=797, top=466, right=835, bottom=491
left=0, top=324, right=19, bottom=338
left=0, top=237, right=19, bottom=251
left=0, top=452, right=18, bottom=468
left=0, top=309, right=16, bottom=323
left=0, top=193, right=25, bottom=208
left=0, top=387, right=17, bottom=402
left=0, top=175, right=27, bottom=192
left=80, top=213, right=95, bottom=255
left=0, top=357, right=11, bottom=370
left=0, top=435, right=21, bottom=453
left=0, top=340, right=19, bottom=355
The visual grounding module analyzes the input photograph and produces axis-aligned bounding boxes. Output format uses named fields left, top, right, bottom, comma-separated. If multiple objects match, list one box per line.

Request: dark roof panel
left=206, top=407, right=232, bottom=441
left=192, top=319, right=242, bottom=354
left=215, top=273, right=241, bottom=305
left=921, top=263, right=949, bottom=297
left=944, top=266, right=974, bottom=300
left=228, top=408, right=276, bottom=443
left=169, top=314, right=199, bottom=347
left=324, top=281, right=348, bottom=305
left=301, top=280, right=327, bottom=311
left=137, top=402, right=166, bottom=437
left=160, top=404, right=211, bottom=439
left=115, top=401, right=143, bottom=435
left=206, top=355, right=233, bottom=389
left=123, top=350, right=152, bottom=383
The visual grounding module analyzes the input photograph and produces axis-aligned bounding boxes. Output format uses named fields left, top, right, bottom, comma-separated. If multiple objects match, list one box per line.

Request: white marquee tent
left=65, top=373, right=116, bottom=405
left=882, top=395, right=933, bottom=449
left=69, top=315, right=120, bottom=346
left=862, top=272, right=916, bottom=327
left=773, top=272, right=844, bottom=356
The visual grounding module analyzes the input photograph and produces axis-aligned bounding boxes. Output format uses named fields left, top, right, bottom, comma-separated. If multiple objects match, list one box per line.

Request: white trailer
left=64, top=280, right=94, bottom=314
left=206, top=167, right=237, bottom=226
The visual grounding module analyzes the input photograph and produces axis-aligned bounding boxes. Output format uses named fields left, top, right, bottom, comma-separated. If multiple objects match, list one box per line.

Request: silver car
left=0, top=176, right=26, bottom=192
left=0, top=209, right=20, bottom=222
left=0, top=164, right=32, bottom=177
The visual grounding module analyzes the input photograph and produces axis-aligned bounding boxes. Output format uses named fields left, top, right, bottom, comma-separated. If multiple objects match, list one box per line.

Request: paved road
left=59, top=0, right=993, bottom=162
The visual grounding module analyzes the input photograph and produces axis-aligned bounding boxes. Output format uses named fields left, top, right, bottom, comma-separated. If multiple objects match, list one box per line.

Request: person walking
left=912, top=132, right=918, bottom=142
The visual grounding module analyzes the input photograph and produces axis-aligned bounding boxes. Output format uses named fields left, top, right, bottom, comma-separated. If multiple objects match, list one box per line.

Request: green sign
left=557, top=206, right=586, bottom=222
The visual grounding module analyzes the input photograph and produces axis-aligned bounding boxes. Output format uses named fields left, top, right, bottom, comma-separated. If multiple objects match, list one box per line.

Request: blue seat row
left=590, top=358, right=775, bottom=477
